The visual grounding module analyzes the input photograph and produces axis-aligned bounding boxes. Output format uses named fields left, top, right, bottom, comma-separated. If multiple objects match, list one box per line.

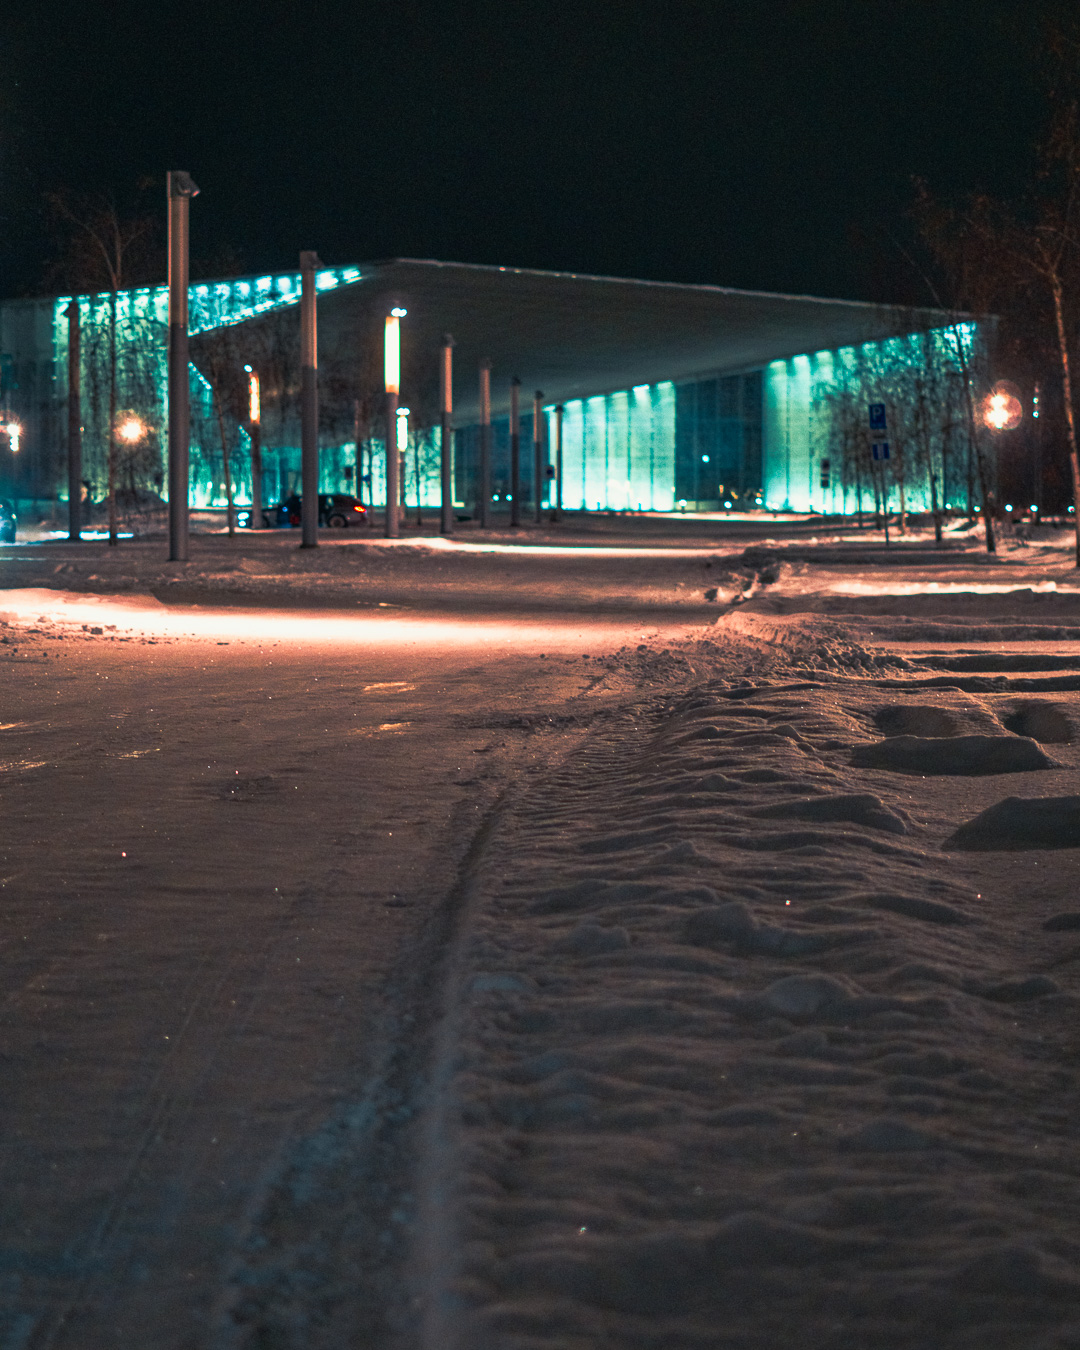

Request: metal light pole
left=1034, top=382, right=1043, bottom=524
left=246, top=365, right=262, bottom=528
left=384, top=309, right=404, bottom=538
left=440, top=334, right=454, bottom=535
left=509, top=376, right=521, bottom=526
left=66, top=299, right=82, bottom=541
left=167, top=170, right=198, bottom=562
left=554, top=403, right=564, bottom=521
left=533, top=389, right=544, bottom=523
left=479, top=359, right=492, bottom=528
left=299, top=250, right=321, bottom=548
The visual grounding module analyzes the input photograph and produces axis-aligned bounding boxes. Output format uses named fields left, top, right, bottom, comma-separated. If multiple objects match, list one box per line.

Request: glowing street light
left=440, top=334, right=454, bottom=536
left=384, top=308, right=405, bottom=538
left=246, top=365, right=260, bottom=425
left=3, top=421, right=22, bottom=454
left=982, top=382, right=1022, bottom=432
left=245, top=364, right=262, bottom=530
left=117, top=416, right=146, bottom=444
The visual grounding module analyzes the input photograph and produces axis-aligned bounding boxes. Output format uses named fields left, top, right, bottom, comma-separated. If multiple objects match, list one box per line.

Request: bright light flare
left=982, top=383, right=1022, bottom=432
left=117, top=416, right=146, bottom=444
left=396, top=406, right=410, bottom=452
left=3, top=421, right=21, bottom=453
left=248, top=370, right=260, bottom=425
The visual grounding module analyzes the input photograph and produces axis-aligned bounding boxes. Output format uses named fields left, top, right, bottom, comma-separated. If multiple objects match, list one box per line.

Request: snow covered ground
left=1, top=517, right=1079, bottom=1348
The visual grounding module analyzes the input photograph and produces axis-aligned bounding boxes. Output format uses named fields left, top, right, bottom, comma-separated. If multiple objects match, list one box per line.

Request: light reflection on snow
left=0, top=589, right=663, bottom=651
left=789, top=579, right=1080, bottom=597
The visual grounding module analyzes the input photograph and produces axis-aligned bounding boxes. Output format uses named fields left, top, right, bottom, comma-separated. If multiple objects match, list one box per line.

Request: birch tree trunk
left=1050, top=275, right=1080, bottom=566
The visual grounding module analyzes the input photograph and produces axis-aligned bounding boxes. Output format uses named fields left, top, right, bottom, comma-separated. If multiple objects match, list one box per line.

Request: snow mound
left=749, top=792, right=908, bottom=834
left=851, top=734, right=1057, bottom=775
left=874, top=703, right=962, bottom=738
left=1001, top=700, right=1075, bottom=744
left=948, top=795, right=1080, bottom=850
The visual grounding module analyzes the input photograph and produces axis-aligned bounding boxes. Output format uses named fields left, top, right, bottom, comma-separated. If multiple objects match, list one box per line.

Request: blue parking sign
left=868, top=403, right=887, bottom=431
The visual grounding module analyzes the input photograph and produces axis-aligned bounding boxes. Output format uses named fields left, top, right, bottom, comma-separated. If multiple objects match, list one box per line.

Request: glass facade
left=550, top=382, right=676, bottom=512
left=43, top=267, right=363, bottom=509
left=0, top=264, right=985, bottom=520
left=762, top=325, right=983, bottom=515
left=675, top=373, right=762, bottom=508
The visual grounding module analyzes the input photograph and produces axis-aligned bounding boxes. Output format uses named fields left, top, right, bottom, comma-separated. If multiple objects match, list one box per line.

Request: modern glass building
left=0, top=258, right=978, bottom=520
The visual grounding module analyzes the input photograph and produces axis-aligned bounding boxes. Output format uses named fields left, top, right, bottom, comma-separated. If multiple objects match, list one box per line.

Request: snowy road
left=4, top=520, right=1080, bottom=1349
left=0, top=589, right=695, bottom=1349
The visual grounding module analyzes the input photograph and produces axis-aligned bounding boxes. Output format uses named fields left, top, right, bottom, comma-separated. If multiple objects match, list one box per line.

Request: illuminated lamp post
left=167, top=170, right=199, bottom=563
left=509, top=377, right=521, bottom=526
left=2, top=418, right=21, bottom=511
left=384, top=308, right=405, bottom=538
left=299, top=250, right=321, bottom=549
left=1033, top=383, right=1043, bottom=525
left=245, top=364, right=262, bottom=528
left=67, top=300, right=82, bottom=540
left=533, top=389, right=544, bottom=523
left=980, top=381, right=1022, bottom=543
left=479, top=359, right=492, bottom=527
left=440, top=334, right=454, bottom=535
left=2, top=420, right=22, bottom=455
left=397, top=405, right=411, bottom=523
left=554, top=404, right=564, bottom=522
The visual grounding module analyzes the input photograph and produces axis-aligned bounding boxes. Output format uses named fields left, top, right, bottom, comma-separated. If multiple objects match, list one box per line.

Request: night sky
left=0, top=1, right=1066, bottom=304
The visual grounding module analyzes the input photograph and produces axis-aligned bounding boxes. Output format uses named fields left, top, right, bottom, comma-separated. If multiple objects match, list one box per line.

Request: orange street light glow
left=117, top=416, right=146, bottom=443
left=384, top=314, right=401, bottom=393
left=248, top=370, right=260, bottom=424
left=982, top=386, right=1022, bottom=432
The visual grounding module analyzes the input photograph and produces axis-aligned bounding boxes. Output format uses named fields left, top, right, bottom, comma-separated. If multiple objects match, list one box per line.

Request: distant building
left=0, top=259, right=982, bottom=519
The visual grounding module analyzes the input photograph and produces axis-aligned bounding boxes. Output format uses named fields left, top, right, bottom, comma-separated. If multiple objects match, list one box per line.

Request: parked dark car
left=0, top=500, right=15, bottom=543
left=240, top=494, right=368, bottom=529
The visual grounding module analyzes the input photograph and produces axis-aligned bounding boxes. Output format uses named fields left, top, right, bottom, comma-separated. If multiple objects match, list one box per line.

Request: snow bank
left=415, top=669, right=1080, bottom=1349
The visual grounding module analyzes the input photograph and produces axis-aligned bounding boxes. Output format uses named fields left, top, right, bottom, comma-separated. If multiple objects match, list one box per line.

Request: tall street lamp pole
left=167, top=170, right=198, bottom=562
left=440, top=334, right=454, bottom=535
left=385, top=308, right=404, bottom=538
left=509, top=376, right=521, bottom=526
left=479, top=359, right=492, bottom=528
left=554, top=403, right=564, bottom=522
left=533, top=390, right=544, bottom=524
left=300, top=250, right=321, bottom=548
left=66, top=299, right=81, bottom=541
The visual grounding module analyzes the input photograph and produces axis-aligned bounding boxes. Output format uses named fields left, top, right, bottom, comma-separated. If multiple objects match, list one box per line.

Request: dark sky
left=0, top=0, right=1065, bottom=303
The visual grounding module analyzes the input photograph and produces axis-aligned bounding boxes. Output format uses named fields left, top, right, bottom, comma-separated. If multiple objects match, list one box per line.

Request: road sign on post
left=868, top=403, right=887, bottom=432
left=872, top=442, right=890, bottom=461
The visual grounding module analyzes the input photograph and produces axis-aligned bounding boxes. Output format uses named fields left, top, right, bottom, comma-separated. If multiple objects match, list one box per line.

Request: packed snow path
left=0, top=596, right=689, bottom=1349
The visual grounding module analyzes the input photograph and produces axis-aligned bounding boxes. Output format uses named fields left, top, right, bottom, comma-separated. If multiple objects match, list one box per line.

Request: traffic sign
left=871, top=441, right=890, bottom=461
left=868, top=403, right=887, bottom=431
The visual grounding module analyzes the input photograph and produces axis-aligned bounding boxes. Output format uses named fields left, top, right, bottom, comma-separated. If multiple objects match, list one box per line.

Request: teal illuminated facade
left=0, top=258, right=977, bottom=520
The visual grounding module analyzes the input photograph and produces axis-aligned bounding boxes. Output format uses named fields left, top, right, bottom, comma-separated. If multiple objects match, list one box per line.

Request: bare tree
left=46, top=186, right=161, bottom=545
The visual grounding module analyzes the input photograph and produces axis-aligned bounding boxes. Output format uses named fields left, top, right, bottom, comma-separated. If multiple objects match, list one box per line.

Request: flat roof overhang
left=201, top=258, right=959, bottom=424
